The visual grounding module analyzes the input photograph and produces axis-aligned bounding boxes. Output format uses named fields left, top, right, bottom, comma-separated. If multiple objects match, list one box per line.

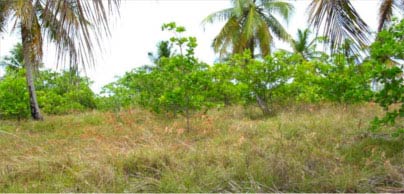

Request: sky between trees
left=0, top=0, right=381, bottom=93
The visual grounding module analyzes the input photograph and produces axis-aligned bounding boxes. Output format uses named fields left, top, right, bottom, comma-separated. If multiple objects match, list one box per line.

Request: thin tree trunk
left=22, top=24, right=43, bottom=120
left=249, top=41, right=271, bottom=115
left=224, top=94, right=230, bottom=106
left=256, top=95, right=271, bottom=115
left=185, top=95, right=191, bottom=131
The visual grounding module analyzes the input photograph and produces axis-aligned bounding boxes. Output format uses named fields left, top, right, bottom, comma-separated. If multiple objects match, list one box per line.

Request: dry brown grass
left=0, top=103, right=403, bottom=192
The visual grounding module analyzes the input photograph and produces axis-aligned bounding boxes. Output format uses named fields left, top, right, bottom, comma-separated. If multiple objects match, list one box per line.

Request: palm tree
left=1, top=43, right=24, bottom=71
left=308, top=0, right=404, bottom=55
left=0, top=0, right=120, bottom=120
left=148, top=41, right=173, bottom=65
left=202, top=0, right=294, bottom=59
left=290, top=28, right=323, bottom=60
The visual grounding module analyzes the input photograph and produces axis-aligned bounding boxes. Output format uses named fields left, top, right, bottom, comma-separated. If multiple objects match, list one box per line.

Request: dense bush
left=284, top=53, right=373, bottom=104
left=100, top=48, right=376, bottom=117
left=0, top=68, right=30, bottom=119
left=369, top=19, right=404, bottom=134
left=0, top=22, right=385, bottom=122
left=0, top=44, right=97, bottom=119
left=0, top=68, right=96, bottom=119
left=229, top=51, right=296, bottom=115
left=208, top=62, right=247, bottom=106
left=35, top=70, right=97, bottom=115
left=98, top=23, right=213, bottom=130
left=317, top=54, right=373, bottom=103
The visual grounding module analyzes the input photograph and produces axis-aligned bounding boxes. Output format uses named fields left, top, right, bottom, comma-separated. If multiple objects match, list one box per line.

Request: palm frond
left=308, top=0, right=370, bottom=54
left=233, top=0, right=246, bottom=18
left=292, top=29, right=309, bottom=53
left=37, top=2, right=78, bottom=70
left=240, top=5, right=260, bottom=49
left=0, top=0, right=12, bottom=32
left=378, top=0, right=394, bottom=32
left=201, top=8, right=234, bottom=26
left=261, top=0, right=294, bottom=22
left=38, top=0, right=120, bottom=69
left=261, top=13, right=291, bottom=42
left=377, top=0, right=404, bottom=32
left=256, top=20, right=272, bottom=56
left=213, top=17, right=240, bottom=58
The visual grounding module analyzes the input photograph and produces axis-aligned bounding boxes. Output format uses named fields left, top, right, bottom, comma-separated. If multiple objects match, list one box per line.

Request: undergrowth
left=0, top=104, right=403, bottom=192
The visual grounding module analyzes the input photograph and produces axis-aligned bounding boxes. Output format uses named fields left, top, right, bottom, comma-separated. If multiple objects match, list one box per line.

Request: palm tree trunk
left=22, top=24, right=43, bottom=120
left=249, top=40, right=255, bottom=59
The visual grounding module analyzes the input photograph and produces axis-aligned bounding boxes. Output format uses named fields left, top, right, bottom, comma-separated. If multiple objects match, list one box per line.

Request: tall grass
left=0, top=104, right=403, bottom=192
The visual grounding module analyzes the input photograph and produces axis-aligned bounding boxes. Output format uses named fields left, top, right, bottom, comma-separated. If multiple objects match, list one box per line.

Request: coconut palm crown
left=203, top=0, right=294, bottom=59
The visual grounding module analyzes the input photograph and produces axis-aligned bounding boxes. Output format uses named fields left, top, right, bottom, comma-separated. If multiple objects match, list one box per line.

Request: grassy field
left=0, top=104, right=403, bottom=192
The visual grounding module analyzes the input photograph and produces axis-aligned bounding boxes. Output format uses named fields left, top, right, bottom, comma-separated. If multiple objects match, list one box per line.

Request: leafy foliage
left=317, top=53, right=373, bottom=103
left=0, top=67, right=96, bottom=119
left=100, top=23, right=212, bottom=130
left=147, top=41, right=173, bottom=65
left=0, top=68, right=30, bottom=119
left=35, top=70, right=96, bottom=115
left=369, top=18, right=404, bottom=135
left=230, top=50, right=296, bottom=115
left=0, top=43, right=97, bottom=119
left=208, top=63, right=247, bottom=106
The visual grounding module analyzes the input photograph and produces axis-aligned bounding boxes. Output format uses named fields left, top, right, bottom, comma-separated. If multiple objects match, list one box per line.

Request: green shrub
left=369, top=18, right=404, bottom=135
left=0, top=69, right=30, bottom=119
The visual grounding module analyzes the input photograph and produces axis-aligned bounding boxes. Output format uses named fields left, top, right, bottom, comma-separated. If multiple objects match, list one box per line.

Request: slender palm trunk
left=249, top=40, right=255, bottom=59
left=22, top=24, right=43, bottom=120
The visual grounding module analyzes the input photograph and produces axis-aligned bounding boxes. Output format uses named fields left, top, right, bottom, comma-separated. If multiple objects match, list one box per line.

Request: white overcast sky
left=0, top=0, right=382, bottom=93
